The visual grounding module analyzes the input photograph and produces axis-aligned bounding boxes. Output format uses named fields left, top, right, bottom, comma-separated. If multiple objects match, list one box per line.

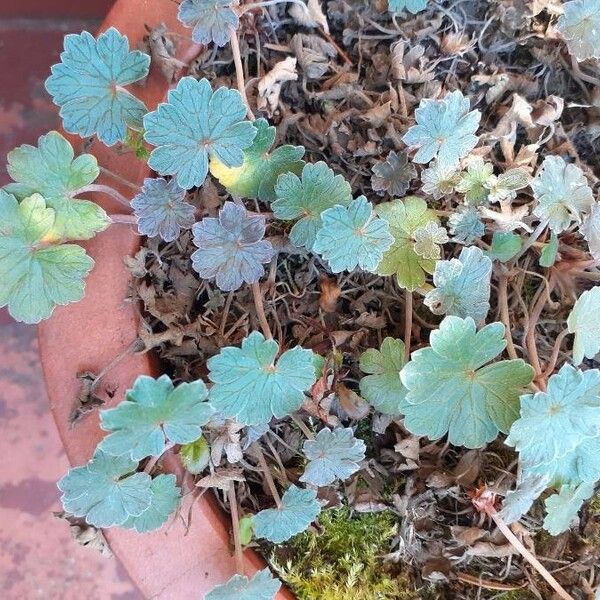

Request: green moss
left=588, top=493, right=600, bottom=516
left=268, top=507, right=418, bottom=600
left=494, top=591, right=537, bottom=600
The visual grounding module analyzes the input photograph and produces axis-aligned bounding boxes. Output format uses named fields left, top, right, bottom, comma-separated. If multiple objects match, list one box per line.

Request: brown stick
left=230, top=30, right=255, bottom=121
left=251, top=281, right=273, bottom=340
left=404, top=289, right=413, bottom=361
left=253, top=443, right=282, bottom=508
left=498, top=273, right=519, bottom=360
left=227, top=483, right=245, bottom=575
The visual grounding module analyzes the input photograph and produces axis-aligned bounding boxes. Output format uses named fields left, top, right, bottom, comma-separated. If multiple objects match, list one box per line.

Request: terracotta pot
left=38, top=1, right=291, bottom=597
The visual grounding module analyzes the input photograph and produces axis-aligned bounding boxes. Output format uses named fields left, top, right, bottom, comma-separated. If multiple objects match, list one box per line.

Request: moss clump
left=588, top=493, right=600, bottom=516
left=494, top=591, right=537, bottom=600
left=269, top=507, right=418, bottom=600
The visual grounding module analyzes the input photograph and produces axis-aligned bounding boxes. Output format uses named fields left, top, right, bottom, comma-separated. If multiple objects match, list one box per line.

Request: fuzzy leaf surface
left=0, top=191, right=94, bottom=324
left=375, top=196, right=439, bottom=291
left=359, top=337, right=408, bottom=415
left=486, top=232, right=522, bottom=262
left=456, top=158, right=493, bottom=206
left=313, top=196, right=394, bottom=273
left=424, top=246, right=492, bottom=322
left=123, top=474, right=181, bottom=533
left=567, top=286, right=600, bottom=366
left=539, top=231, right=559, bottom=268
left=58, top=449, right=152, bottom=528
left=400, top=316, right=534, bottom=448
left=300, top=427, right=366, bottom=486
left=253, top=485, right=321, bottom=543
left=412, top=221, right=448, bottom=260
left=557, top=0, right=600, bottom=61
left=388, top=0, right=428, bottom=14
left=272, top=161, right=352, bottom=251
left=180, top=436, right=210, bottom=474
left=210, top=118, right=305, bottom=202
left=5, top=131, right=109, bottom=240
left=144, top=77, right=256, bottom=189
left=206, top=569, right=282, bottom=600
left=131, top=178, right=195, bottom=242
left=532, top=156, right=593, bottom=233
left=99, top=375, right=214, bottom=460
left=506, top=364, right=600, bottom=468
left=581, top=202, right=600, bottom=261
left=402, top=90, right=481, bottom=167
left=207, top=331, right=317, bottom=425
left=498, top=474, right=549, bottom=524
left=178, top=0, right=239, bottom=47
left=448, top=207, right=485, bottom=245
left=543, top=482, right=595, bottom=535
left=371, top=150, right=416, bottom=196
left=45, top=28, right=150, bottom=146
left=191, top=201, right=275, bottom=291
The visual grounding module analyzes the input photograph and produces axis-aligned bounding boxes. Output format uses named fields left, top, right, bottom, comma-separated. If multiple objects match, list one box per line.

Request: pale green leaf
left=498, top=474, right=549, bottom=524
left=557, top=0, right=600, bottom=61
left=539, top=231, right=559, bottom=267
left=253, top=485, right=321, bottom=543
left=581, top=202, right=600, bottom=261
left=400, top=316, right=534, bottom=448
left=568, top=286, right=600, bottom=366
left=359, top=337, right=408, bottom=415
left=207, top=331, right=317, bottom=425
left=180, top=435, right=210, bottom=474
left=206, top=569, right=282, bottom=600
left=412, top=221, right=448, bottom=260
left=375, top=196, right=439, bottom=291
left=424, top=246, right=492, bottom=322
left=543, top=482, right=595, bottom=535
left=300, top=427, right=366, bottom=486
left=486, top=231, right=522, bottom=262
left=456, top=157, right=493, bottom=206
left=420, top=160, right=460, bottom=200
left=448, top=207, right=485, bottom=245
left=0, top=191, right=94, bottom=324
left=5, top=131, right=109, bottom=240
left=99, top=375, right=214, bottom=460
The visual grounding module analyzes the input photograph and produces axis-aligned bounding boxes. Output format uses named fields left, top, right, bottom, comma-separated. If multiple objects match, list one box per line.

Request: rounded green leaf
left=45, top=28, right=150, bottom=146
left=207, top=331, right=317, bottom=425
left=178, top=0, right=239, bottom=47
left=557, top=0, right=600, bottom=61
left=543, top=481, right=595, bottom=535
left=400, top=316, right=534, bottom=448
left=58, top=449, right=152, bottom=528
left=210, top=118, right=305, bottom=202
left=313, top=196, right=394, bottom=273
left=567, top=286, right=600, bottom=367
left=388, top=0, right=428, bottom=13
left=143, top=77, right=257, bottom=190
left=371, top=150, right=416, bottom=197
left=0, top=191, right=94, bottom=324
left=99, top=375, right=214, bottom=461
left=206, top=568, right=282, bottom=600
left=253, top=485, right=321, bottom=543
left=359, top=337, right=408, bottom=415
left=180, top=435, right=210, bottom=474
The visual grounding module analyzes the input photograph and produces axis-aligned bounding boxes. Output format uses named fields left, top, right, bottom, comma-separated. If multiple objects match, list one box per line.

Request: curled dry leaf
left=257, top=56, right=298, bottom=116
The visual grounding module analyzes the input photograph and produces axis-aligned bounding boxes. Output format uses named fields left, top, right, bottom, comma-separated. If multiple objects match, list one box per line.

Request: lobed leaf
left=253, top=485, right=321, bottom=543
left=210, top=118, right=305, bottom=202
left=371, top=150, right=416, bottom=197
left=456, top=157, right=493, bottom=206
left=375, top=196, right=439, bottom=291
left=581, top=202, right=600, bottom=261
left=420, top=160, right=460, bottom=200
left=180, top=436, right=210, bottom=474
left=0, top=191, right=94, bottom=324
left=448, top=207, right=485, bottom=245
left=99, top=375, right=214, bottom=461
left=543, top=482, right=595, bottom=535
left=206, top=568, right=282, bottom=600
left=359, top=337, right=408, bottom=415
left=568, top=286, right=600, bottom=366
left=45, top=28, right=150, bottom=146
left=5, top=131, right=109, bottom=240
left=178, top=0, right=239, bottom=47
left=191, top=201, right=275, bottom=291
left=300, top=427, right=366, bottom=486
left=400, top=316, right=534, bottom=448
left=557, top=0, right=600, bottom=61
left=424, top=246, right=492, bottom=322
left=272, top=161, right=352, bottom=251
left=498, top=474, right=550, bottom=525
left=402, top=90, right=481, bottom=167
left=207, top=331, right=317, bottom=425
left=411, top=221, right=448, bottom=260
left=486, top=231, right=522, bottom=262
left=144, top=77, right=256, bottom=190
left=131, top=178, right=195, bottom=242
left=388, top=0, right=428, bottom=14
left=313, top=196, right=394, bottom=273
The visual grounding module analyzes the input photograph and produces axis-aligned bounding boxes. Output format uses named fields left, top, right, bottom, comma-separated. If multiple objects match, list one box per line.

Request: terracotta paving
left=0, top=4, right=143, bottom=599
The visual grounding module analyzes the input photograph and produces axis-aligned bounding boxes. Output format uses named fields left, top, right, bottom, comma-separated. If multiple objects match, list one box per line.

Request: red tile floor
left=0, top=4, right=143, bottom=598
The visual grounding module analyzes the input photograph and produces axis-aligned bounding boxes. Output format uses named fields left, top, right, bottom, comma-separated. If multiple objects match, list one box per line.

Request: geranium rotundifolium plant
left=402, top=90, right=481, bottom=167
left=375, top=196, right=440, bottom=291
left=557, top=0, right=600, bottom=61
left=448, top=207, right=485, bottom=245
left=5, top=131, right=110, bottom=240
left=191, top=201, right=275, bottom=291
left=131, top=178, right=195, bottom=242
left=210, top=118, right=305, bottom=202
left=272, top=161, right=352, bottom=251
left=456, top=157, right=493, bottom=206
left=371, top=150, right=417, bottom=197
left=359, top=337, right=408, bottom=415
left=253, top=485, right=321, bottom=543
left=312, top=196, right=394, bottom=273
left=581, top=202, right=600, bottom=261
left=388, top=0, right=428, bottom=14
left=424, top=246, right=492, bottom=322
left=567, top=286, right=600, bottom=366
left=207, top=331, right=317, bottom=425
left=299, top=427, right=366, bottom=486
left=205, top=568, right=282, bottom=600
left=411, top=221, right=448, bottom=260
left=177, top=0, right=239, bottom=47
left=143, top=77, right=257, bottom=189
left=543, top=481, right=596, bottom=535
left=98, top=375, right=214, bottom=461
left=400, top=316, right=534, bottom=448
left=0, top=190, right=95, bottom=324
left=45, top=28, right=150, bottom=146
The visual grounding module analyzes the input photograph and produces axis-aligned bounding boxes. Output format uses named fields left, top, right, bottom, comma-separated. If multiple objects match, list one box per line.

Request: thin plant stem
left=404, top=290, right=413, bottom=361
left=487, top=510, right=574, bottom=600
left=251, top=281, right=273, bottom=340
left=143, top=442, right=175, bottom=474
left=513, top=219, right=548, bottom=262
left=110, top=214, right=138, bottom=225
left=227, top=483, right=245, bottom=575
left=497, top=273, right=519, bottom=360
left=72, top=183, right=131, bottom=209
left=230, top=30, right=255, bottom=121
left=542, top=328, right=570, bottom=379
left=291, top=413, right=314, bottom=439
left=99, top=166, right=140, bottom=191
left=253, top=443, right=282, bottom=508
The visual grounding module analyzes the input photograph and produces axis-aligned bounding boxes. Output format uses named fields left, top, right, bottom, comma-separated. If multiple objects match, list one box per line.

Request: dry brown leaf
left=319, top=275, right=341, bottom=312
left=335, top=383, right=370, bottom=420
left=289, top=0, right=329, bottom=34
left=257, top=56, right=298, bottom=116
left=197, top=467, right=245, bottom=491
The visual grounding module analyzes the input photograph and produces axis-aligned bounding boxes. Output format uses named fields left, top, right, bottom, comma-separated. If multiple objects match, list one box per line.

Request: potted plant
left=2, top=0, right=600, bottom=598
